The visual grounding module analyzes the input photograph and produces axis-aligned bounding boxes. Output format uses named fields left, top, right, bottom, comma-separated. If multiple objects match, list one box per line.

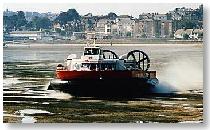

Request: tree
left=86, top=19, right=94, bottom=31
left=54, top=12, right=68, bottom=25
left=67, top=9, right=80, bottom=20
left=183, top=33, right=189, bottom=40
left=54, top=9, right=83, bottom=35
left=55, top=9, right=81, bottom=25
left=4, top=15, right=18, bottom=31
left=141, top=33, right=147, bottom=38
left=3, top=11, right=27, bottom=31
left=16, top=11, right=27, bottom=29
left=31, top=16, right=52, bottom=30
left=25, top=21, right=34, bottom=30
left=155, top=33, right=160, bottom=38
left=126, top=32, right=132, bottom=37
left=181, top=20, right=197, bottom=29
left=60, top=30, right=66, bottom=36
left=107, top=12, right=117, bottom=20
left=55, top=28, right=61, bottom=33
left=38, top=17, right=52, bottom=29
left=166, top=13, right=172, bottom=20
left=198, top=32, right=203, bottom=39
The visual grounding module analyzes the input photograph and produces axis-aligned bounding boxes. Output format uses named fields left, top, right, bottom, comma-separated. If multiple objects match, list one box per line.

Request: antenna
left=86, top=32, right=97, bottom=46
left=90, top=32, right=97, bottom=45
left=92, top=37, right=97, bottom=45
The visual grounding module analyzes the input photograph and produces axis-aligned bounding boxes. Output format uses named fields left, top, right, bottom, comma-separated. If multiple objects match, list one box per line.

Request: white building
left=95, top=19, right=115, bottom=39
left=116, top=15, right=135, bottom=37
left=174, top=29, right=187, bottom=39
left=174, top=29, right=203, bottom=40
left=9, top=31, right=42, bottom=40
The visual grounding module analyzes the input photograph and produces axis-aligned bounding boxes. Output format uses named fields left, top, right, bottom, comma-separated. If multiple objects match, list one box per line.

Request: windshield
left=81, top=63, right=116, bottom=71
left=84, top=48, right=100, bottom=55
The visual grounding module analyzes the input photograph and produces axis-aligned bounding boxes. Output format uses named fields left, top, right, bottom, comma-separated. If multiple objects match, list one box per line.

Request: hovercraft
left=49, top=38, right=158, bottom=97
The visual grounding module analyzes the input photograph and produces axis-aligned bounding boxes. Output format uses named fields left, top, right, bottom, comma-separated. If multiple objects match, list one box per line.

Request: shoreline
left=4, top=42, right=203, bottom=48
left=4, top=39, right=203, bottom=45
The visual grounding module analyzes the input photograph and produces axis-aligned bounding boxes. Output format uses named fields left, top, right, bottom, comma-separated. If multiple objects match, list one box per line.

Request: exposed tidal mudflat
left=3, top=42, right=203, bottom=123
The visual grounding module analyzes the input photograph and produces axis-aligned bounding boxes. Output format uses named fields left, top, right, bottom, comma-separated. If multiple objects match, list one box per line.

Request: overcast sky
left=3, top=3, right=201, bottom=18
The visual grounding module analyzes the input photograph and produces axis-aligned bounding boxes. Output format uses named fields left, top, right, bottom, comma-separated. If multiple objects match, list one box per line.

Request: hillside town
left=3, top=4, right=203, bottom=43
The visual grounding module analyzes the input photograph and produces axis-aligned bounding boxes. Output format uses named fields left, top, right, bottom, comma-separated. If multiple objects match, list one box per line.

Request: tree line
left=3, top=9, right=82, bottom=33
left=3, top=8, right=202, bottom=34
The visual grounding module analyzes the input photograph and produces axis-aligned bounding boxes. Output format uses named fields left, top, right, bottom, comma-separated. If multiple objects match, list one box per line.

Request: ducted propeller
left=127, top=50, right=150, bottom=71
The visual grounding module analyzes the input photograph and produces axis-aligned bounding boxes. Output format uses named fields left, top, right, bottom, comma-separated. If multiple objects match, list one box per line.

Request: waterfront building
left=174, top=29, right=203, bottom=40
left=9, top=31, right=43, bottom=40
left=133, top=19, right=144, bottom=38
left=143, top=19, right=155, bottom=38
left=153, top=14, right=167, bottom=21
left=160, top=20, right=173, bottom=38
left=116, top=15, right=135, bottom=38
left=95, top=18, right=115, bottom=39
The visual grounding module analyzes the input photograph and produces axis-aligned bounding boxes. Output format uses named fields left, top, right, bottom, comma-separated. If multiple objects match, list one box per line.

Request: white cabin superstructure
left=66, top=45, right=126, bottom=71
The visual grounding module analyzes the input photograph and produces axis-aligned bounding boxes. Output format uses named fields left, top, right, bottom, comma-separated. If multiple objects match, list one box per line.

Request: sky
left=3, top=3, right=201, bottom=18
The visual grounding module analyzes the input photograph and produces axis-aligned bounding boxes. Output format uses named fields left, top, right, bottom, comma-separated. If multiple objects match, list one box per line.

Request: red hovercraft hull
left=48, top=70, right=158, bottom=97
left=48, top=44, right=158, bottom=97
left=57, top=70, right=133, bottom=80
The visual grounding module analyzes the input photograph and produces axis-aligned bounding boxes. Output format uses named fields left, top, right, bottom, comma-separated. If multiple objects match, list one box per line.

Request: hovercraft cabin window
left=81, top=63, right=116, bottom=71
left=84, top=48, right=100, bottom=55
left=100, top=63, right=116, bottom=71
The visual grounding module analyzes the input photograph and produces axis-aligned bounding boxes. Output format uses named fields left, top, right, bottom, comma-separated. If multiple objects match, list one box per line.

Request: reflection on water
left=3, top=44, right=203, bottom=123
left=16, top=109, right=51, bottom=123
left=47, top=91, right=72, bottom=100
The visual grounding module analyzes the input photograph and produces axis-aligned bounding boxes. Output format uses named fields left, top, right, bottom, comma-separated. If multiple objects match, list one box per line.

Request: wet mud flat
left=3, top=91, right=203, bottom=123
left=3, top=43, right=203, bottom=123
